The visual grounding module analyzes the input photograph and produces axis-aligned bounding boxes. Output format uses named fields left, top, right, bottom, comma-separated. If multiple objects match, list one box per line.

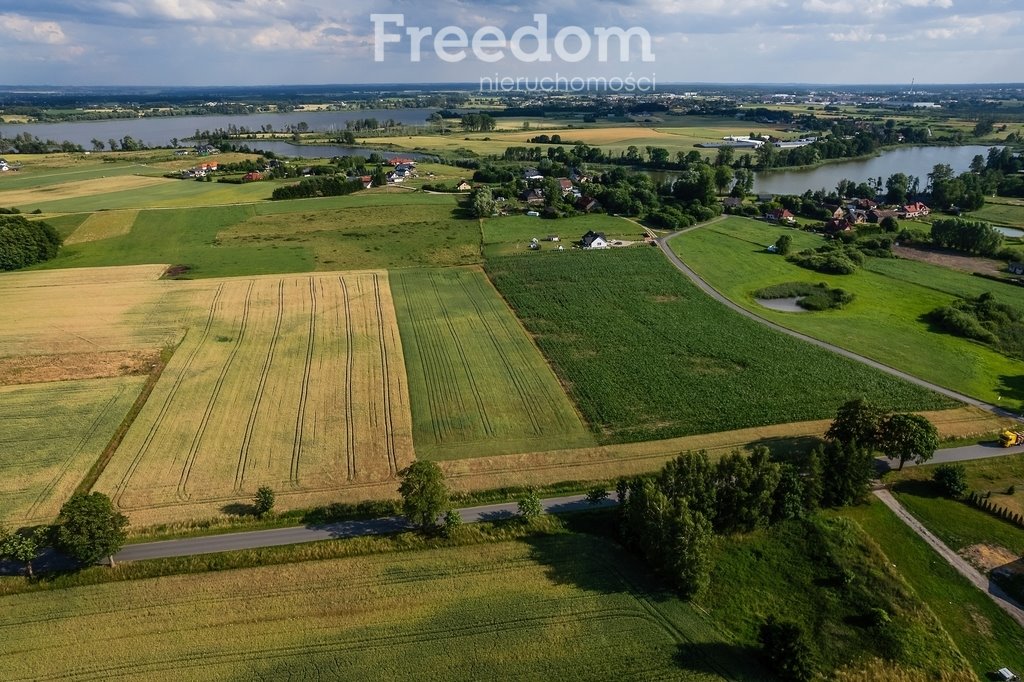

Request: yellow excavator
left=1000, top=430, right=1024, bottom=447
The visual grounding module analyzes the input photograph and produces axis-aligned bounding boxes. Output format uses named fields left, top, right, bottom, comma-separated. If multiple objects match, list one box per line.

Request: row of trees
left=270, top=176, right=367, bottom=201
left=930, top=218, right=1004, bottom=256
left=0, top=214, right=62, bottom=271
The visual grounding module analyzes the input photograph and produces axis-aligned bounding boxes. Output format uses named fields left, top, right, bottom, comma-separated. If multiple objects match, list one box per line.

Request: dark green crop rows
left=486, top=248, right=955, bottom=443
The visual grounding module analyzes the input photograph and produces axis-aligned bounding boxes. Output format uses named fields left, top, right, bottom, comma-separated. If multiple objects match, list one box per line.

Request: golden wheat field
left=96, top=271, right=414, bottom=524
left=0, top=174, right=171, bottom=206
left=63, top=210, right=138, bottom=244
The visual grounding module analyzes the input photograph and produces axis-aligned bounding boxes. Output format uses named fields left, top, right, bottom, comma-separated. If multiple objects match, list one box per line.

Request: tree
left=55, top=492, right=128, bottom=566
left=878, top=413, right=939, bottom=470
left=826, top=398, right=885, bottom=448
left=758, top=616, right=816, bottom=682
left=713, top=165, right=733, bottom=195
left=469, top=186, right=496, bottom=218
left=885, top=173, right=910, bottom=205
left=90, top=138, right=105, bottom=151
left=398, top=461, right=449, bottom=531
left=253, top=486, right=275, bottom=517
left=0, top=527, right=47, bottom=578
left=933, top=463, right=968, bottom=499
left=774, top=234, right=793, bottom=255
left=819, top=440, right=875, bottom=507
left=880, top=216, right=899, bottom=233
left=585, top=487, right=610, bottom=504
left=518, top=488, right=543, bottom=520
left=441, top=510, right=462, bottom=538
left=371, top=167, right=388, bottom=187
left=663, top=501, right=713, bottom=600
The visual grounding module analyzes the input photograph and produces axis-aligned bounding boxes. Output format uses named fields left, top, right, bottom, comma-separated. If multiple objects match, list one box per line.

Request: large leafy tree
left=826, top=398, right=885, bottom=448
left=398, top=461, right=449, bottom=531
left=55, top=493, right=128, bottom=566
left=1, top=527, right=47, bottom=578
left=878, top=413, right=939, bottom=471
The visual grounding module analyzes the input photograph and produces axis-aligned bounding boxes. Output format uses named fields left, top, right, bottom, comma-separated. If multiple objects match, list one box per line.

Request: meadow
left=968, top=198, right=1024, bottom=229
left=482, top=214, right=643, bottom=257
left=486, top=248, right=952, bottom=443
left=95, top=271, right=415, bottom=526
left=391, top=267, right=593, bottom=459
left=673, top=216, right=1024, bottom=405
left=34, top=193, right=477, bottom=278
left=0, top=534, right=752, bottom=681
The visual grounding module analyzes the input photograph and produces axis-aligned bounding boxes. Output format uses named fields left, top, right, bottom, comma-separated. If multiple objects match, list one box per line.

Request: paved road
left=874, top=489, right=1024, bottom=629
left=657, top=224, right=1019, bottom=421
left=112, top=494, right=616, bottom=563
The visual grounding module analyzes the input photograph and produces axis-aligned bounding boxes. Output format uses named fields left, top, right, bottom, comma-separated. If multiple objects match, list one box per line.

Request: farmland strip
left=234, top=281, right=285, bottom=492
left=290, top=277, right=317, bottom=486
left=340, top=276, right=356, bottom=481
left=177, top=281, right=254, bottom=501
left=111, top=284, right=224, bottom=508
left=373, top=273, right=398, bottom=477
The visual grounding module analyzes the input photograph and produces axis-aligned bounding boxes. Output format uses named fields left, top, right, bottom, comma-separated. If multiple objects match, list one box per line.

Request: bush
left=758, top=616, right=816, bottom=682
left=517, top=489, right=543, bottom=520
left=753, top=282, right=854, bottom=311
left=932, top=464, right=968, bottom=499
left=774, top=234, right=793, bottom=255
left=585, top=487, right=610, bottom=504
left=253, top=486, right=276, bottom=517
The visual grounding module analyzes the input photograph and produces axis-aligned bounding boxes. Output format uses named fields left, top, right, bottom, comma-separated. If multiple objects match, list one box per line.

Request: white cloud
left=0, top=12, right=67, bottom=44
left=803, top=0, right=952, bottom=14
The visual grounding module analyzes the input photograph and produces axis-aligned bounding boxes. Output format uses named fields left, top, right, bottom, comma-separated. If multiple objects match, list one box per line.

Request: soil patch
left=0, top=350, right=161, bottom=386
left=960, top=543, right=1020, bottom=572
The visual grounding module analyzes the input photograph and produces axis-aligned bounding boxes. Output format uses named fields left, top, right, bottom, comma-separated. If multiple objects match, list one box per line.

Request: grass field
left=705, top=516, right=972, bottom=679
left=673, top=217, right=1024, bottom=405
left=486, top=248, right=953, bottom=443
left=842, top=498, right=1024, bottom=676
left=0, top=534, right=752, bottom=681
left=892, top=451, right=1024, bottom=515
left=0, top=378, right=144, bottom=527
left=482, top=214, right=643, bottom=257
left=63, top=209, right=138, bottom=244
left=38, top=194, right=478, bottom=278
left=968, top=199, right=1024, bottom=229
left=392, top=267, right=593, bottom=459
left=95, top=271, right=414, bottom=525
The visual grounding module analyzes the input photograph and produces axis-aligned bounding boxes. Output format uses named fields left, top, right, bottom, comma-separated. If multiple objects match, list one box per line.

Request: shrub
left=253, top=486, right=276, bottom=517
left=517, top=489, right=543, bottom=520
left=932, top=463, right=968, bottom=499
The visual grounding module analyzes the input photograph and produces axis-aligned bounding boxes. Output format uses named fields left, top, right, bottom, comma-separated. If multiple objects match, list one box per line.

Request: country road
left=656, top=223, right=1019, bottom=421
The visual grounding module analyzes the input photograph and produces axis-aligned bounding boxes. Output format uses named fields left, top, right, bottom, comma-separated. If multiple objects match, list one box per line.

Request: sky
left=0, top=0, right=1021, bottom=86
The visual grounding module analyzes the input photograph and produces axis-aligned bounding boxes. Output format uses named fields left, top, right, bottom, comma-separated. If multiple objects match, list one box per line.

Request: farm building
left=456, top=180, right=472, bottom=191
left=901, top=202, right=931, bottom=218
left=580, top=231, right=609, bottom=249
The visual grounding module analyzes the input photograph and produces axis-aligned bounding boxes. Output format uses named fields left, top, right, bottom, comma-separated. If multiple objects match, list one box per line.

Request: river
left=0, top=108, right=438, bottom=148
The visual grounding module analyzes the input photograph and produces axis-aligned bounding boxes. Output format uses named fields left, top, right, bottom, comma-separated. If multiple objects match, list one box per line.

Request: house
left=723, top=197, right=743, bottom=209
left=768, top=208, right=796, bottom=225
left=580, top=231, right=609, bottom=249
left=824, top=218, right=854, bottom=234
left=569, top=168, right=590, bottom=184
left=456, top=180, right=473, bottom=192
left=243, top=171, right=263, bottom=182
left=827, top=206, right=846, bottom=221
left=853, top=197, right=878, bottom=211
left=198, top=162, right=218, bottom=173
left=846, top=209, right=867, bottom=225
left=359, top=175, right=374, bottom=189
left=1009, top=263, right=1024, bottom=276
left=387, top=157, right=416, bottom=167
left=902, top=202, right=931, bottom=219
left=557, top=178, right=574, bottom=195
left=576, top=196, right=601, bottom=213
left=523, top=168, right=544, bottom=181
left=868, top=208, right=900, bottom=223
left=520, top=188, right=545, bottom=204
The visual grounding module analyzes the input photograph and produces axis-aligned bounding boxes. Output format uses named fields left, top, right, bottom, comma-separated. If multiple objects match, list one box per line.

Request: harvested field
left=0, top=377, right=145, bottom=527
left=0, top=350, right=160, bottom=386
left=392, top=267, right=593, bottom=459
left=96, top=271, right=414, bottom=525
left=63, top=209, right=138, bottom=244
left=0, top=535, right=746, bottom=681
left=0, top=264, right=187, bottom=357
left=893, top=245, right=1005, bottom=276
left=0, top=174, right=170, bottom=207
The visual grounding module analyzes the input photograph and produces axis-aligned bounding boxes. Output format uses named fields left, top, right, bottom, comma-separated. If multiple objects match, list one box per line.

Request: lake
left=252, top=140, right=434, bottom=160
left=0, top=108, right=438, bottom=148
left=753, top=145, right=998, bottom=195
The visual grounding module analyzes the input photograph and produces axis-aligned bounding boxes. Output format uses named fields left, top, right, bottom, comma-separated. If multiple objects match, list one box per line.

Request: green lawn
left=486, top=247, right=952, bottom=443
left=673, top=216, right=1024, bottom=405
left=705, top=516, right=971, bottom=679
left=841, top=498, right=1024, bottom=676
left=0, top=533, right=753, bottom=681
left=482, top=214, right=643, bottom=257
left=392, top=267, right=594, bottom=459
left=968, top=200, right=1024, bottom=229
left=35, top=194, right=480, bottom=278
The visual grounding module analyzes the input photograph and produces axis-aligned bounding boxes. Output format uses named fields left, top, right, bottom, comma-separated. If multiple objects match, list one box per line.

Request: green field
left=0, top=534, right=753, bottom=681
left=392, top=267, right=594, bottom=459
left=842, top=498, right=1024, bottom=676
left=36, top=194, right=478, bottom=278
left=673, top=217, right=1024, bottom=405
left=0, top=378, right=144, bottom=527
left=968, top=198, right=1024, bottom=229
left=482, top=214, right=644, bottom=257
left=705, top=516, right=971, bottom=679
left=486, top=248, right=952, bottom=443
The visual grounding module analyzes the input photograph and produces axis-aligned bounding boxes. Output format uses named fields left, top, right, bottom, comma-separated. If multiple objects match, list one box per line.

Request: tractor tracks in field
left=289, top=277, right=318, bottom=488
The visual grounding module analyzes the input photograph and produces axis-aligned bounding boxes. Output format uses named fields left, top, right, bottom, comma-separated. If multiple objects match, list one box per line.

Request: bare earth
left=0, top=350, right=161, bottom=386
left=894, top=245, right=1005, bottom=276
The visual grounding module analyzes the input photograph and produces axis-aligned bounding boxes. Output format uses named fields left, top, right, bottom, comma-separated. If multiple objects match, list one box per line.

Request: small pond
left=755, top=297, right=809, bottom=313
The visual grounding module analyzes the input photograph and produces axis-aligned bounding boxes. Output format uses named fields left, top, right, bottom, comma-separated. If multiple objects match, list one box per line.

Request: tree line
left=0, top=214, right=62, bottom=271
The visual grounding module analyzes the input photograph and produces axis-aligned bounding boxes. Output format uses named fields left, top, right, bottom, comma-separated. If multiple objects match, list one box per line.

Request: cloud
left=0, top=12, right=67, bottom=44
left=803, top=0, right=952, bottom=13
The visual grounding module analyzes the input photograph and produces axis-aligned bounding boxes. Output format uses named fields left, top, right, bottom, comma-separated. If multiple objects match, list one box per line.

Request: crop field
left=391, top=268, right=593, bottom=459
left=40, top=194, right=476, bottom=278
left=0, top=174, right=172, bottom=208
left=95, top=271, right=414, bottom=525
left=0, top=377, right=144, bottom=527
left=0, top=534, right=752, bottom=681
left=0, top=264, right=186, bottom=357
left=63, top=209, right=138, bottom=244
left=673, top=217, right=1024, bottom=405
left=486, top=248, right=953, bottom=443
left=482, top=214, right=643, bottom=257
